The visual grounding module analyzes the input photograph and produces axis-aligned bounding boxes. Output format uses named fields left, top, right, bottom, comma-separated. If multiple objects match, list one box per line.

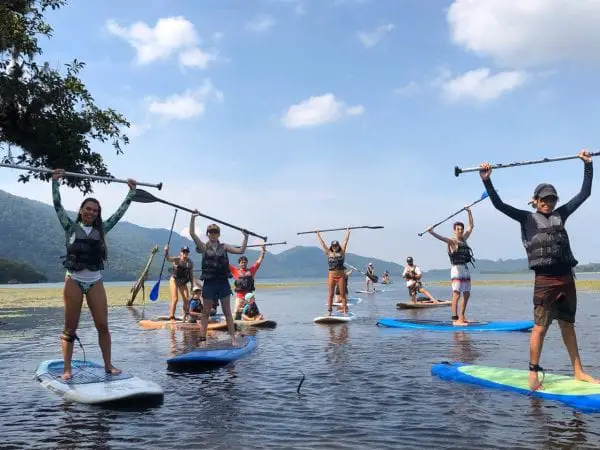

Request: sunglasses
left=207, top=230, right=220, bottom=234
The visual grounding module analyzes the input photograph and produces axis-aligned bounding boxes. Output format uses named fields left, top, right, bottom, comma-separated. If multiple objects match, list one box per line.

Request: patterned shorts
left=450, top=265, right=471, bottom=293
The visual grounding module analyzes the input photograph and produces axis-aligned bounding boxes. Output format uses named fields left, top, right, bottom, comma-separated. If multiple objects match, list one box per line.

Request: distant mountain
left=0, top=258, right=47, bottom=283
left=0, top=189, right=405, bottom=282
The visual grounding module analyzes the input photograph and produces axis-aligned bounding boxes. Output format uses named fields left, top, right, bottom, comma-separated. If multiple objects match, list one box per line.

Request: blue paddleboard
left=376, top=318, right=534, bottom=332
left=167, top=335, right=257, bottom=367
left=432, top=362, right=600, bottom=412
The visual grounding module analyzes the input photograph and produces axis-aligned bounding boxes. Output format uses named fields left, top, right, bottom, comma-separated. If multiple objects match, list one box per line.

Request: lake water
left=1, top=278, right=600, bottom=449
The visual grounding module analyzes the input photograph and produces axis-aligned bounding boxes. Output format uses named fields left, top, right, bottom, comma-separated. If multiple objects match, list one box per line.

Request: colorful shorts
left=450, top=265, right=471, bottom=293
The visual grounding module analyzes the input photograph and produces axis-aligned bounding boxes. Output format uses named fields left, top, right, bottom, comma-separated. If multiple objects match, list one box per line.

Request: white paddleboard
left=313, top=311, right=356, bottom=324
left=35, top=359, right=164, bottom=405
left=332, top=297, right=363, bottom=307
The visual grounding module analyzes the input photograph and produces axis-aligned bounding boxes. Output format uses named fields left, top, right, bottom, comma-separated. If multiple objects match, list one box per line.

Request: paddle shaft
left=418, top=196, right=486, bottom=237
left=246, top=242, right=286, bottom=247
left=157, top=210, right=178, bottom=283
left=455, top=151, right=600, bottom=177
left=0, top=162, right=163, bottom=190
left=297, top=226, right=383, bottom=235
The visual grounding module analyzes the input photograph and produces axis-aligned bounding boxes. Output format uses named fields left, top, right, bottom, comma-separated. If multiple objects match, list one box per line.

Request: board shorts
left=407, top=281, right=423, bottom=297
left=450, top=264, right=471, bottom=293
left=533, top=274, right=576, bottom=327
left=202, top=278, right=232, bottom=301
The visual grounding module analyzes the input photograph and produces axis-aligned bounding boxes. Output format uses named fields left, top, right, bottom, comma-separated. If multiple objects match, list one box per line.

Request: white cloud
left=357, top=23, right=394, bottom=48
left=146, top=80, right=223, bottom=120
left=245, top=15, right=276, bottom=32
left=127, top=123, right=152, bottom=138
left=106, top=16, right=217, bottom=68
left=281, top=93, right=364, bottom=129
left=447, top=0, right=600, bottom=68
left=393, top=81, right=419, bottom=96
left=440, top=68, right=527, bottom=103
left=212, top=32, right=224, bottom=41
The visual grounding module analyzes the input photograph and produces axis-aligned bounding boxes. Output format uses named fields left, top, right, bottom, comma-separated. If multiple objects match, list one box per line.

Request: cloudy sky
left=2, top=0, right=600, bottom=270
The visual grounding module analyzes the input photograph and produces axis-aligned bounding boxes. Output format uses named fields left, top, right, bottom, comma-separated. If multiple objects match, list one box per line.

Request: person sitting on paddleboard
left=189, top=213, right=248, bottom=344
left=241, top=292, right=264, bottom=321
left=316, top=227, right=351, bottom=316
left=479, top=149, right=599, bottom=391
left=165, top=245, right=194, bottom=322
left=365, top=263, right=377, bottom=293
left=335, top=267, right=355, bottom=303
left=188, top=286, right=203, bottom=323
left=402, top=257, right=439, bottom=304
left=52, top=168, right=136, bottom=381
left=427, top=207, right=475, bottom=326
left=230, top=244, right=266, bottom=321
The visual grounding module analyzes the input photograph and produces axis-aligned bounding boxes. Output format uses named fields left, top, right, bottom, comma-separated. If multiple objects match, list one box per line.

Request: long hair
left=76, top=198, right=107, bottom=260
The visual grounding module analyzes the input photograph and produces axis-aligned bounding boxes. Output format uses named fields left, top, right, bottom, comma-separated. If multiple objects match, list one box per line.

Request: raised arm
left=255, top=244, right=267, bottom=265
left=557, top=151, right=593, bottom=220
left=51, top=172, right=74, bottom=233
left=189, top=211, right=206, bottom=254
left=316, top=231, right=329, bottom=254
left=341, top=227, right=351, bottom=254
left=463, top=207, right=474, bottom=240
left=164, top=245, right=177, bottom=263
left=103, top=179, right=137, bottom=233
left=479, top=163, right=529, bottom=223
left=427, top=228, right=453, bottom=244
left=225, top=230, right=249, bottom=254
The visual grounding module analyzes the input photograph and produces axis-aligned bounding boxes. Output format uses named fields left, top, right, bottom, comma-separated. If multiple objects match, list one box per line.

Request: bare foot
left=529, top=370, right=544, bottom=391
left=574, top=371, right=600, bottom=384
left=105, top=366, right=122, bottom=376
left=452, top=319, right=469, bottom=326
left=61, top=371, right=73, bottom=381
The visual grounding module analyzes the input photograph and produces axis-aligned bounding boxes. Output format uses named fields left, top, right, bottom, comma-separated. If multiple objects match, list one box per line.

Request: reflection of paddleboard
left=314, top=311, right=355, bottom=324
left=432, top=362, right=600, bottom=412
left=396, top=300, right=451, bottom=310
left=376, top=318, right=534, bottom=332
left=35, top=359, right=164, bottom=405
left=332, top=297, right=362, bottom=307
left=234, top=319, right=277, bottom=329
left=167, top=336, right=257, bottom=367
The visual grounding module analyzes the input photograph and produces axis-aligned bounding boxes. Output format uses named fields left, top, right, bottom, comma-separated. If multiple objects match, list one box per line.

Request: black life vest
left=173, top=259, right=193, bottom=282
left=328, top=251, right=345, bottom=271
left=200, top=243, right=232, bottom=281
left=449, top=240, right=475, bottom=266
left=234, top=269, right=255, bottom=292
left=62, top=224, right=105, bottom=272
left=521, top=211, right=578, bottom=270
left=245, top=302, right=259, bottom=317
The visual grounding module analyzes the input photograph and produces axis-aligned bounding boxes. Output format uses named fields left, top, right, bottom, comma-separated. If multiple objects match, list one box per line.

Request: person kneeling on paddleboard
left=316, top=227, right=351, bottom=316
left=230, top=244, right=266, bottom=321
left=52, top=168, right=136, bottom=381
left=241, top=292, right=264, bottom=321
left=402, top=257, right=439, bottom=304
left=190, top=213, right=248, bottom=345
left=479, top=149, right=599, bottom=391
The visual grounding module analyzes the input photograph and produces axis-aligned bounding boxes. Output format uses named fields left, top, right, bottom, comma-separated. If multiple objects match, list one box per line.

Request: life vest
left=173, top=259, right=193, bottom=282
left=328, top=252, right=345, bottom=271
left=448, top=240, right=475, bottom=266
left=521, top=211, right=578, bottom=270
left=190, top=299, right=203, bottom=313
left=200, top=243, right=232, bottom=281
left=245, top=302, right=259, bottom=317
left=62, top=224, right=105, bottom=272
left=234, top=269, right=255, bottom=292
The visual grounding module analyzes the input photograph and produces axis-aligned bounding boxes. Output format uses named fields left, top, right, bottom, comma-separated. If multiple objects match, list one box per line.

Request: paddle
left=418, top=191, right=490, bottom=236
left=246, top=241, right=286, bottom=248
left=132, top=189, right=267, bottom=241
left=297, top=225, right=384, bottom=235
left=0, top=162, right=163, bottom=189
left=454, top=151, right=600, bottom=177
left=149, top=209, right=178, bottom=301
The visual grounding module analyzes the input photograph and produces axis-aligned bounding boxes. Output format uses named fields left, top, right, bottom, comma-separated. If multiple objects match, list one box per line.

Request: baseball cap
left=406, top=256, right=414, bottom=263
left=244, top=292, right=255, bottom=301
left=181, top=246, right=190, bottom=253
left=534, top=183, right=558, bottom=199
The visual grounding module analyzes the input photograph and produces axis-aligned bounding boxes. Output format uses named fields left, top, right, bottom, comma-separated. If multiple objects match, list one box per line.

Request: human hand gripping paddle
left=131, top=189, right=267, bottom=241
left=296, top=225, right=384, bottom=235
left=418, top=191, right=490, bottom=236
left=454, top=150, right=600, bottom=177
left=149, top=209, right=178, bottom=301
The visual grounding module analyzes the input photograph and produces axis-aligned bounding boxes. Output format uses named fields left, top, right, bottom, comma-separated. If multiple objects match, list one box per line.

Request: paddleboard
left=167, top=335, right=257, bottom=367
left=332, top=297, right=362, bottom=307
left=35, top=359, right=164, bottom=405
left=432, top=362, right=600, bottom=412
left=314, top=311, right=356, bottom=324
left=156, top=314, right=223, bottom=322
left=138, top=319, right=229, bottom=331
left=396, top=300, right=452, bottom=310
left=234, top=319, right=277, bottom=329
left=355, top=289, right=383, bottom=294
left=376, top=318, right=534, bottom=332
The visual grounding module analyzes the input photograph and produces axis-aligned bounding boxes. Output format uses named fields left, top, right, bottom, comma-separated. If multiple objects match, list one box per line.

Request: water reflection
left=450, top=331, right=482, bottom=363
left=324, top=324, right=349, bottom=365
left=52, top=405, right=113, bottom=450
left=529, top=400, right=595, bottom=448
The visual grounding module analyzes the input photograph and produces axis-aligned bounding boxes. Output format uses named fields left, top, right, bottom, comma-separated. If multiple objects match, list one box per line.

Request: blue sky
left=2, top=0, right=600, bottom=270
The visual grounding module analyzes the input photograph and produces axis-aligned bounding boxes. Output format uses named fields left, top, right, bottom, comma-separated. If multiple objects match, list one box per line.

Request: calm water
left=2, top=280, right=600, bottom=449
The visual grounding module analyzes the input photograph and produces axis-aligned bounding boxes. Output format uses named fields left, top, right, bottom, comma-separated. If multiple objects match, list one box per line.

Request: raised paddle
left=246, top=241, right=287, bottom=248
left=454, top=151, right=600, bottom=177
left=149, top=209, right=178, bottom=301
left=418, top=191, right=490, bottom=237
left=0, top=162, right=163, bottom=190
left=297, top=225, right=384, bottom=235
left=132, top=189, right=268, bottom=241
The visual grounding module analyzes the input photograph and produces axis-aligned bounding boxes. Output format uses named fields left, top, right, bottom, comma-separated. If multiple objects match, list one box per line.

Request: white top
left=402, top=265, right=421, bottom=287
left=66, top=225, right=103, bottom=284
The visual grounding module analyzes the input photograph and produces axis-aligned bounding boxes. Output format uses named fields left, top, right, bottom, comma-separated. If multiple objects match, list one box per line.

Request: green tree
left=0, top=0, right=130, bottom=194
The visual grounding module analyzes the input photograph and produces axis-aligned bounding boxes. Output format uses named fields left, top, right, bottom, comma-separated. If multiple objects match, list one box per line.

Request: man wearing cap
left=241, top=292, right=264, bottom=321
left=230, top=244, right=267, bottom=320
left=165, top=245, right=194, bottom=321
left=365, top=262, right=377, bottom=293
left=479, top=149, right=598, bottom=390
left=402, top=257, right=439, bottom=304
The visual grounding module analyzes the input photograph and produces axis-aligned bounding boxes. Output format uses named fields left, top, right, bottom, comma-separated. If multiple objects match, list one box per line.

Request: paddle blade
left=149, top=280, right=161, bottom=301
left=479, top=191, right=489, bottom=200
left=132, top=189, right=159, bottom=204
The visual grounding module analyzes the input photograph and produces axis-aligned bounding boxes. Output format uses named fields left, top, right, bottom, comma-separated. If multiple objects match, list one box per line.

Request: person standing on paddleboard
left=316, top=228, right=351, bottom=315
left=479, top=149, right=599, bottom=391
left=189, top=212, right=248, bottom=344
left=165, top=245, right=193, bottom=321
left=403, top=257, right=439, bottom=304
left=365, top=263, right=377, bottom=293
left=230, top=244, right=266, bottom=320
left=52, top=168, right=136, bottom=381
left=427, top=207, right=475, bottom=326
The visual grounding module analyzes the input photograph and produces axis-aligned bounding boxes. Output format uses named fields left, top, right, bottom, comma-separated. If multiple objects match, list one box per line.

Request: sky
left=2, top=0, right=600, bottom=270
